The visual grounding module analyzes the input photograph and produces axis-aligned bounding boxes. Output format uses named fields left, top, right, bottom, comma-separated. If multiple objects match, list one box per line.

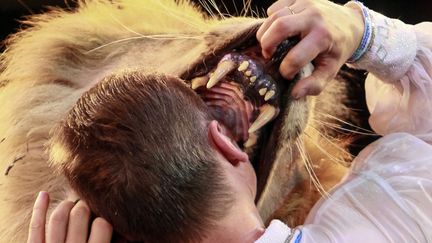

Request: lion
left=0, top=0, right=372, bottom=242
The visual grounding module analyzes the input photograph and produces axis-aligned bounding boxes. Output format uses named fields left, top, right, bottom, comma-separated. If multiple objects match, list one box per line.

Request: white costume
left=256, top=6, right=432, bottom=243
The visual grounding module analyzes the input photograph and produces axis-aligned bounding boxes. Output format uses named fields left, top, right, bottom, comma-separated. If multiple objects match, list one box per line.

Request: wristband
left=347, top=1, right=374, bottom=63
left=346, top=3, right=417, bottom=82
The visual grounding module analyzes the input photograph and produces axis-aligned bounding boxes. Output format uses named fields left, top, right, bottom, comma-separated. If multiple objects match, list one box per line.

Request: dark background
left=1, top=0, right=431, bottom=44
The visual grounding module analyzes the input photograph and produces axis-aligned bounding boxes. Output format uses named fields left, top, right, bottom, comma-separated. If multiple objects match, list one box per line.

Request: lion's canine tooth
left=238, top=61, right=249, bottom=72
left=250, top=76, right=257, bottom=82
left=248, top=104, right=277, bottom=133
left=259, top=88, right=267, bottom=96
left=264, top=90, right=275, bottom=101
left=191, top=76, right=209, bottom=90
left=245, top=70, right=252, bottom=76
left=244, top=133, right=257, bottom=148
left=207, top=61, right=236, bottom=89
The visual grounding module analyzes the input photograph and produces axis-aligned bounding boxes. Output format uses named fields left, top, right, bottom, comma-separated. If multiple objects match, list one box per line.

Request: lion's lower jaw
left=257, top=132, right=350, bottom=226
left=268, top=140, right=349, bottom=226
left=257, top=78, right=353, bottom=226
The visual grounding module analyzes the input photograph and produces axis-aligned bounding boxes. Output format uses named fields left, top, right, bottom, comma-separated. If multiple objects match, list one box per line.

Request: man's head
left=49, top=71, right=261, bottom=242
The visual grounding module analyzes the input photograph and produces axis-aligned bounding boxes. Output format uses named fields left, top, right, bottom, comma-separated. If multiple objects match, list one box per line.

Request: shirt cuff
left=348, top=8, right=417, bottom=83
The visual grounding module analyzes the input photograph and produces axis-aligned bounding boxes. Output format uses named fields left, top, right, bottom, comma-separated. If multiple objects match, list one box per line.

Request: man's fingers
left=267, top=0, right=297, bottom=16
left=65, top=201, right=91, bottom=243
left=47, top=200, right=74, bottom=243
left=291, top=65, right=337, bottom=99
left=28, top=191, right=50, bottom=243
left=257, top=7, right=296, bottom=42
left=278, top=32, right=324, bottom=80
left=88, top=218, right=113, bottom=243
left=259, top=14, right=308, bottom=58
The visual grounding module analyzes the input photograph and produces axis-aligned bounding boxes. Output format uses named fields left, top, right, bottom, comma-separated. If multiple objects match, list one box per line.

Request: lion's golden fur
left=0, top=1, right=352, bottom=242
left=0, top=1, right=213, bottom=242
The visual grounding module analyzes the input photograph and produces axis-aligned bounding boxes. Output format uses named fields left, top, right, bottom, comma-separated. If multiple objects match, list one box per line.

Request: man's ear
left=208, top=120, right=249, bottom=165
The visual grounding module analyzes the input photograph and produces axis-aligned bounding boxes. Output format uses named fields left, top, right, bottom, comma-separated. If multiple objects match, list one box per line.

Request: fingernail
left=38, top=191, right=47, bottom=199
left=35, top=191, right=48, bottom=203
left=263, top=49, right=275, bottom=59
left=292, top=89, right=307, bottom=100
left=280, top=68, right=296, bottom=80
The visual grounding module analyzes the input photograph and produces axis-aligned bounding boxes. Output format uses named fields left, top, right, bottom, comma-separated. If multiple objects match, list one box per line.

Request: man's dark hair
left=50, top=71, right=234, bottom=242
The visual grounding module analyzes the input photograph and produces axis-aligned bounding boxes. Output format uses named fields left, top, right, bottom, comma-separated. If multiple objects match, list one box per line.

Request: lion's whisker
left=303, top=129, right=351, bottom=166
left=322, top=122, right=378, bottom=136
left=295, top=139, right=329, bottom=198
left=251, top=5, right=262, bottom=18
left=316, top=111, right=375, bottom=134
left=17, top=0, right=34, bottom=15
left=208, top=0, right=227, bottom=19
left=231, top=0, right=240, bottom=16
left=152, top=1, right=204, bottom=29
left=85, top=35, right=201, bottom=54
left=241, top=0, right=253, bottom=17
left=217, top=0, right=235, bottom=18
left=108, top=13, right=148, bottom=38
left=259, top=7, right=267, bottom=17
left=310, top=121, right=351, bottom=156
left=199, top=0, right=214, bottom=18
left=313, top=117, right=378, bottom=136
left=199, top=0, right=217, bottom=19
left=63, top=0, right=72, bottom=10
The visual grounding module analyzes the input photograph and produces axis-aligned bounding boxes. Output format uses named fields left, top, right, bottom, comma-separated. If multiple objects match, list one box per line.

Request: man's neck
left=202, top=200, right=265, bottom=243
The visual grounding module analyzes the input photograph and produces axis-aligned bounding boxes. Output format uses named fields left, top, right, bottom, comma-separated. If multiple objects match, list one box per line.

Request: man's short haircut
left=50, top=71, right=234, bottom=242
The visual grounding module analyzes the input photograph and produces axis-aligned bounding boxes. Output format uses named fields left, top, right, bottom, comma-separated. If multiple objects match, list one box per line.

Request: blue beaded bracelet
left=347, top=1, right=374, bottom=63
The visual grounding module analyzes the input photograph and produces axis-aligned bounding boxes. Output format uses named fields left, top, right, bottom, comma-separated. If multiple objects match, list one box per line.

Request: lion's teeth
left=248, top=104, right=277, bottom=133
left=244, top=133, right=258, bottom=148
left=238, top=61, right=249, bottom=72
left=250, top=76, right=257, bottom=82
left=191, top=76, right=209, bottom=90
left=264, top=90, right=275, bottom=101
left=259, top=88, right=267, bottom=96
left=245, top=70, right=252, bottom=76
left=207, top=61, right=236, bottom=89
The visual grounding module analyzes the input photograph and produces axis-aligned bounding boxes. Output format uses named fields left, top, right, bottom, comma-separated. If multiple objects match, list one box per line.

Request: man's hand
left=257, top=0, right=365, bottom=99
left=27, top=191, right=113, bottom=243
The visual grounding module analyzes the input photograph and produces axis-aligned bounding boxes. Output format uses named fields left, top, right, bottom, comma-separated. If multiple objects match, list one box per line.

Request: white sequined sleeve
left=290, top=20, right=432, bottom=237
left=348, top=11, right=432, bottom=140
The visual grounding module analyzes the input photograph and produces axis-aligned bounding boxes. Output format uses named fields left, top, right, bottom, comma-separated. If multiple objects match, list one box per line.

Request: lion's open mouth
left=185, top=34, right=312, bottom=200
left=192, top=49, right=282, bottom=146
left=190, top=41, right=290, bottom=143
